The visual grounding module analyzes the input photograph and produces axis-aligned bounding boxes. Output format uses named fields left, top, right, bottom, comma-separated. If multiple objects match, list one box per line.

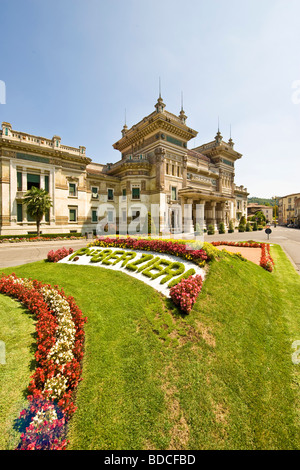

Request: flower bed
left=89, top=237, right=209, bottom=266
left=0, top=235, right=84, bottom=243
left=0, top=274, right=87, bottom=450
left=260, top=243, right=275, bottom=272
left=0, top=233, right=85, bottom=243
left=47, top=247, right=74, bottom=263
left=50, top=238, right=209, bottom=314
left=210, top=241, right=274, bottom=272
left=169, top=275, right=203, bottom=314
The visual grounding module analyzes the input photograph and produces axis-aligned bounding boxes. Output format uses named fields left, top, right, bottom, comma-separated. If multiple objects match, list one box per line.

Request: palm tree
left=23, top=186, right=53, bottom=237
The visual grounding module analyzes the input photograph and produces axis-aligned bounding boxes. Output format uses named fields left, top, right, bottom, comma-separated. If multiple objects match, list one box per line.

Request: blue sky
left=1, top=0, right=300, bottom=199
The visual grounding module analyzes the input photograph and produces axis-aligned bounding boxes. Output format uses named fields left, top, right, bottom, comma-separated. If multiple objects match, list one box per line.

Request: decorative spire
left=228, top=123, right=234, bottom=147
left=179, top=91, right=187, bottom=123
left=215, top=116, right=223, bottom=143
left=121, top=108, right=128, bottom=137
left=155, top=78, right=166, bottom=113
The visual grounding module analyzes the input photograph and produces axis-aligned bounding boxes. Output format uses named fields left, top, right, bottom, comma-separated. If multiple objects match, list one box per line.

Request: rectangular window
left=177, top=166, right=180, bottom=177
left=69, top=208, right=77, bottom=222
left=172, top=165, right=175, bottom=176
left=166, top=163, right=169, bottom=174
left=92, top=209, right=98, bottom=223
left=171, top=186, right=177, bottom=201
left=122, top=188, right=126, bottom=199
left=107, top=188, right=114, bottom=200
left=69, top=183, right=77, bottom=197
left=27, top=173, right=40, bottom=190
left=91, top=186, right=98, bottom=198
left=27, top=210, right=35, bottom=222
left=17, top=203, right=23, bottom=222
left=107, top=210, right=114, bottom=223
left=44, top=175, right=49, bottom=193
left=132, top=187, right=140, bottom=200
left=17, top=172, right=22, bottom=191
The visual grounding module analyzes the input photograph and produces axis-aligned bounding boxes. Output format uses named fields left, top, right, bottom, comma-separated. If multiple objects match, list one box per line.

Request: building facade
left=294, top=198, right=300, bottom=228
left=247, top=203, right=273, bottom=223
left=278, top=193, right=300, bottom=226
left=0, top=96, right=248, bottom=236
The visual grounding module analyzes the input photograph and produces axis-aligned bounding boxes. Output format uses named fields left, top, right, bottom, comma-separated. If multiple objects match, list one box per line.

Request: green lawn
left=0, top=293, right=36, bottom=450
left=1, top=244, right=300, bottom=450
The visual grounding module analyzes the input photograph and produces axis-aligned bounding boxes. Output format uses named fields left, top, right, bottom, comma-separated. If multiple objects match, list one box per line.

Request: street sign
left=265, top=227, right=272, bottom=239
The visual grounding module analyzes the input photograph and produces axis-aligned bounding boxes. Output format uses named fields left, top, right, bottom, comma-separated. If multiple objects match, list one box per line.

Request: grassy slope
left=0, top=293, right=36, bottom=450
left=0, top=244, right=300, bottom=450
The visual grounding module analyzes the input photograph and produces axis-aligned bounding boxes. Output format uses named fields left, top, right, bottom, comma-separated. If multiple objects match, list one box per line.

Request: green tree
left=23, top=187, right=52, bottom=237
left=228, top=220, right=234, bottom=233
left=207, top=224, right=215, bottom=235
left=240, top=215, right=247, bottom=226
left=246, top=222, right=252, bottom=232
left=255, top=211, right=266, bottom=226
left=218, top=222, right=225, bottom=234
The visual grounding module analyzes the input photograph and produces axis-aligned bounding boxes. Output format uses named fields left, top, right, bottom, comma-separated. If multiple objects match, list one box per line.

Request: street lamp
left=272, top=196, right=279, bottom=226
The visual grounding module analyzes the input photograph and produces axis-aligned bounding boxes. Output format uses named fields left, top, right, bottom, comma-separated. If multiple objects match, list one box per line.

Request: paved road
left=0, top=226, right=299, bottom=274
left=0, top=239, right=88, bottom=269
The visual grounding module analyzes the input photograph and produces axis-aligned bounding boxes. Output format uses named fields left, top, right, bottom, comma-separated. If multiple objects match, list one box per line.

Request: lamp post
left=272, top=196, right=278, bottom=226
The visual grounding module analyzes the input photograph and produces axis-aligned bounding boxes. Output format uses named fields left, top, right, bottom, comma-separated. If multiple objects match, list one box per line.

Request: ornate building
left=0, top=95, right=248, bottom=236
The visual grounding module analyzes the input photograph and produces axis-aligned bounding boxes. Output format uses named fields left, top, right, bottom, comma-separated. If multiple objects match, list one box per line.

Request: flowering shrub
left=211, top=241, right=261, bottom=248
left=0, top=274, right=87, bottom=450
left=47, top=247, right=74, bottom=263
left=260, top=243, right=274, bottom=272
left=90, top=237, right=209, bottom=266
left=0, top=235, right=83, bottom=244
left=18, top=398, right=68, bottom=450
left=169, top=274, right=203, bottom=314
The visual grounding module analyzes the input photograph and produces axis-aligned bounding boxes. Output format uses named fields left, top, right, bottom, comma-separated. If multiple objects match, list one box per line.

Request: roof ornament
left=215, top=116, right=223, bottom=143
left=121, top=108, right=128, bottom=137
left=155, top=77, right=166, bottom=113
left=228, top=123, right=234, bottom=147
left=179, top=91, right=187, bottom=123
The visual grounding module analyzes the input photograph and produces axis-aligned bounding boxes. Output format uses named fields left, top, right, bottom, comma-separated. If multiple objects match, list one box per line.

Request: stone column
left=184, top=198, right=194, bottom=234
left=22, top=169, right=27, bottom=193
left=40, top=171, right=45, bottom=224
left=182, top=154, right=188, bottom=187
left=154, top=147, right=166, bottom=192
left=195, top=199, right=206, bottom=231
left=49, top=169, right=55, bottom=224
left=220, top=202, right=226, bottom=228
left=211, top=201, right=217, bottom=230
left=22, top=169, right=27, bottom=223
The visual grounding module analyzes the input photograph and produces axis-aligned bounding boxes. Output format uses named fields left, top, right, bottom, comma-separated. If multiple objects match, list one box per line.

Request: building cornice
left=113, top=113, right=197, bottom=152
left=0, top=139, right=92, bottom=166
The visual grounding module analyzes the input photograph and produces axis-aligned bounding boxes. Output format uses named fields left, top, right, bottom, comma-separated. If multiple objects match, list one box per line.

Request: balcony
left=15, top=190, right=26, bottom=199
